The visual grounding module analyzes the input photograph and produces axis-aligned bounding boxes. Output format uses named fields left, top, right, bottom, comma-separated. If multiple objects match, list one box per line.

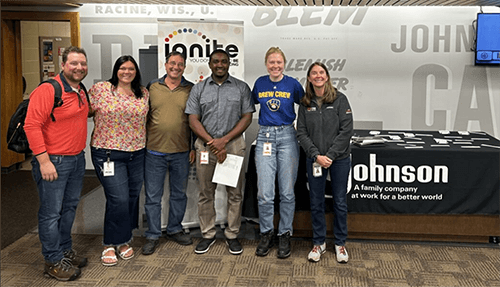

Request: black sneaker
left=44, top=258, right=81, bottom=281
left=63, top=249, right=87, bottom=268
left=277, top=231, right=291, bottom=259
left=167, top=231, right=193, bottom=245
left=226, top=238, right=243, bottom=255
left=255, top=230, right=274, bottom=257
left=142, top=239, right=160, bottom=255
left=195, top=238, right=216, bottom=254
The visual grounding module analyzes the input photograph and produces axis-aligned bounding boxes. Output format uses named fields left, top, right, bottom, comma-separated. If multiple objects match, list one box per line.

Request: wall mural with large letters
left=78, top=4, right=500, bottom=226
left=80, top=5, right=500, bottom=137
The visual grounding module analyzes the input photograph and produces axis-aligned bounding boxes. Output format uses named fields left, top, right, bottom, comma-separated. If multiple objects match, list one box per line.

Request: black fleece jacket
left=296, top=91, right=354, bottom=161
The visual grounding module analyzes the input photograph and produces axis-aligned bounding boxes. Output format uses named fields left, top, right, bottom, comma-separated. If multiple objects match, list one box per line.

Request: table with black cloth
left=348, top=130, right=500, bottom=215
left=242, top=130, right=500, bottom=243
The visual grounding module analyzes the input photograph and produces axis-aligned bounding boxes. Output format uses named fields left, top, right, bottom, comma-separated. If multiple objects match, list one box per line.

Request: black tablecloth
left=242, top=130, right=500, bottom=216
left=348, top=130, right=500, bottom=215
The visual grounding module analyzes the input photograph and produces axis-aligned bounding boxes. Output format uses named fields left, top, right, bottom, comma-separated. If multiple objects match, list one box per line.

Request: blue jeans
left=306, top=156, right=350, bottom=246
left=31, top=151, right=85, bottom=263
left=255, top=124, right=299, bottom=235
left=144, top=150, right=190, bottom=239
left=91, top=147, right=145, bottom=246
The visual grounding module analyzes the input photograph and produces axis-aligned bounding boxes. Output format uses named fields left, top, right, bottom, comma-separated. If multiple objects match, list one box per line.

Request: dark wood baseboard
left=292, top=211, right=500, bottom=243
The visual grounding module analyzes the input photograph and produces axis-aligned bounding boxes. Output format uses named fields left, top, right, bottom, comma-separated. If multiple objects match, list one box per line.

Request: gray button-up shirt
left=185, top=75, right=255, bottom=139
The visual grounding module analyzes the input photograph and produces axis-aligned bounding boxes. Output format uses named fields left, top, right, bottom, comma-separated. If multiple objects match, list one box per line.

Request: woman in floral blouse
left=89, top=55, right=149, bottom=266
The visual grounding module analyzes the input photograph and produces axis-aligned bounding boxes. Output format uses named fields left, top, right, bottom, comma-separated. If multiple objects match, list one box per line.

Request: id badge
left=103, top=161, right=115, bottom=177
left=200, top=151, right=209, bottom=164
left=312, top=162, right=322, bottom=177
left=263, top=142, right=272, bottom=156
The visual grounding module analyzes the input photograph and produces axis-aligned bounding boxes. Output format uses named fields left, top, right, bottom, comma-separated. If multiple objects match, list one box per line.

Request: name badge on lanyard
left=312, top=162, right=322, bottom=177
left=103, top=161, right=114, bottom=176
left=103, top=151, right=114, bottom=176
left=263, top=142, right=272, bottom=156
left=263, top=132, right=272, bottom=156
left=200, top=151, right=209, bottom=164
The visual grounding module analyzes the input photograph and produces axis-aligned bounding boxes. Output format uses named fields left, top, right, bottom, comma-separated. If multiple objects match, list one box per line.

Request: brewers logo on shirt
left=266, top=99, right=281, bottom=112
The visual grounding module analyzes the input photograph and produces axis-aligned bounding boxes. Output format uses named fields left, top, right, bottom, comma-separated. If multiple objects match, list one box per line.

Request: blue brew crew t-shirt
left=251, top=75, right=304, bottom=126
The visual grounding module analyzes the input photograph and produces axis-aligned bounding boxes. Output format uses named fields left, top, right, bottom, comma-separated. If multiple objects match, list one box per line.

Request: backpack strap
left=78, top=82, right=90, bottom=106
left=39, top=79, right=63, bottom=122
left=39, top=79, right=89, bottom=122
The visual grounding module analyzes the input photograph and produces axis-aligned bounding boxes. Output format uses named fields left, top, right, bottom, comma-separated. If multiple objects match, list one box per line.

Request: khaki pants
left=195, top=135, right=246, bottom=239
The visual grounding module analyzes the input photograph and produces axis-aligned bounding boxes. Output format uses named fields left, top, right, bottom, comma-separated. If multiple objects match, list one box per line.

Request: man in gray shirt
left=185, top=49, right=255, bottom=255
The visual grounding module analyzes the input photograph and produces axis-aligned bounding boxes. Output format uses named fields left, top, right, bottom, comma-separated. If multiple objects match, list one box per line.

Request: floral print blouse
left=89, top=81, right=149, bottom=152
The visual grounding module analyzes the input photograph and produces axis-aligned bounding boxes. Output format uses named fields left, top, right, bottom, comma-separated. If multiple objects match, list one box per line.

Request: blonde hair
left=265, top=47, right=286, bottom=65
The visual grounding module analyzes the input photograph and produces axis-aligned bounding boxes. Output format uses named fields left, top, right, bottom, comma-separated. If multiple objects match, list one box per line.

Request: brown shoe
left=63, top=249, right=88, bottom=268
left=44, top=258, right=81, bottom=281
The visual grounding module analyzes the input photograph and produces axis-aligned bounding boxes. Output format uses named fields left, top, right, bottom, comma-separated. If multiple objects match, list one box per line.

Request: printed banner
left=157, top=20, right=245, bottom=227
left=157, top=20, right=244, bottom=83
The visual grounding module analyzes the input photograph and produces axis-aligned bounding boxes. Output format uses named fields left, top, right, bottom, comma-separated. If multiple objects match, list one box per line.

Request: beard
left=64, top=70, right=87, bottom=84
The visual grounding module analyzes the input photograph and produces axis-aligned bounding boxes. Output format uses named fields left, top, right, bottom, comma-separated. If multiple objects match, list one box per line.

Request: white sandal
left=117, top=244, right=134, bottom=260
left=101, top=247, right=117, bottom=266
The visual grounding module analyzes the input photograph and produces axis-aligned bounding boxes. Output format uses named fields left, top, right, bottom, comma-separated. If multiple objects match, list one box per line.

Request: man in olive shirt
left=142, top=51, right=195, bottom=255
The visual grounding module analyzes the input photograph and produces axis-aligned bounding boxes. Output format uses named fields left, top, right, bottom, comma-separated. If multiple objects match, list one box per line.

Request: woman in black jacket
left=297, top=62, right=354, bottom=263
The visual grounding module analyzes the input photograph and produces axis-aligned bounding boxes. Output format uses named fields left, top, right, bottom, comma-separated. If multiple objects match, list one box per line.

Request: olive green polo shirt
left=146, top=76, right=194, bottom=153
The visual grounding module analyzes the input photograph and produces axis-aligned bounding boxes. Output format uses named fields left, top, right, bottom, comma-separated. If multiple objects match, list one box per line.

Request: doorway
left=1, top=11, right=80, bottom=170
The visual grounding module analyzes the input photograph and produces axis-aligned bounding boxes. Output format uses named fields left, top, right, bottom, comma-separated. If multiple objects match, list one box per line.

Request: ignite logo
left=163, top=27, right=240, bottom=62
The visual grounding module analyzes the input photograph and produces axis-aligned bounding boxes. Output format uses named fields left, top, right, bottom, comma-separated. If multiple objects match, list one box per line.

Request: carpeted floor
left=2, top=169, right=499, bottom=286
left=1, top=170, right=101, bottom=249
left=1, top=232, right=499, bottom=287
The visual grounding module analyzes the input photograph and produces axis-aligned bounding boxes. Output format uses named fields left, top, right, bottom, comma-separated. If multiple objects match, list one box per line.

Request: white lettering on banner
left=352, top=184, right=421, bottom=193
left=352, top=154, right=449, bottom=183
left=350, top=189, right=443, bottom=202
left=252, top=6, right=368, bottom=27
left=391, top=25, right=473, bottom=53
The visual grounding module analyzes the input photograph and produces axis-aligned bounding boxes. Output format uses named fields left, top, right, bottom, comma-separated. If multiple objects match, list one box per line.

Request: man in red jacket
left=24, top=46, right=89, bottom=281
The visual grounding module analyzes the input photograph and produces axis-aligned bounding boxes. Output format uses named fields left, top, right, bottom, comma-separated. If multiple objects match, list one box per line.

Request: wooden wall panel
left=1, top=19, right=25, bottom=169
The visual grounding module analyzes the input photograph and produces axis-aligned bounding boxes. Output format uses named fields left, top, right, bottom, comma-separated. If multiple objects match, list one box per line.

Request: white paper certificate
left=212, top=154, right=244, bottom=188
